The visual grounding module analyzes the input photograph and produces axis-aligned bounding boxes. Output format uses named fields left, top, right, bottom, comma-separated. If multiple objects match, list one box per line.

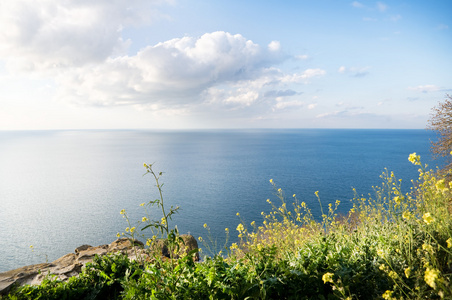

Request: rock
left=74, top=244, right=92, bottom=253
left=152, top=234, right=199, bottom=261
left=0, top=235, right=198, bottom=296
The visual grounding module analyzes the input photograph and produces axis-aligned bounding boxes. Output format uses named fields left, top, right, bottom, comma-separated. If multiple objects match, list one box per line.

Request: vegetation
left=2, top=154, right=452, bottom=299
left=428, top=94, right=452, bottom=174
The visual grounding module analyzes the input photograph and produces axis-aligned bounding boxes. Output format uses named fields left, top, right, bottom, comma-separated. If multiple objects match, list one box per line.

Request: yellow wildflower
left=269, top=179, right=273, bottom=184
left=236, top=212, right=240, bottom=216
left=130, top=227, right=136, bottom=233
left=314, top=191, right=319, bottom=197
left=225, top=228, right=229, bottom=232
left=236, top=223, right=244, bottom=232
left=139, top=202, right=145, bottom=207
left=424, top=267, right=440, bottom=289
left=435, top=179, right=446, bottom=191
left=382, top=290, right=393, bottom=300
left=377, top=249, right=385, bottom=257
left=203, top=223, right=207, bottom=228
left=120, top=209, right=126, bottom=215
left=423, top=212, right=434, bottom=225
left=388, top=271, right=397, bottom=279
left=422, top=243, right=433, bottom=252
left=198, top=236, right=203, bottom=242
left=447, top=237, right=452, bottom=248
left=402, top=211, right=411, bottom=220
left=125, top=227, right=130, bottom=232
left=404, top=267, right=411, bottom=278
left=142, top=217, right=148, bottom=222
left=251, top=221, right=255, bottom=227
left=116, top=233, right=121, bottom=238
left=322, top=272, right=334, bottom=284
left=408, top=153, right=421, bottom=165
left=293, top=194, right=296, bottom=197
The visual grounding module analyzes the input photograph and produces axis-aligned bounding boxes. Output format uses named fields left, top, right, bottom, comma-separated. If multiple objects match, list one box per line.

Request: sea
left=0, top=129, right=440, bottom=272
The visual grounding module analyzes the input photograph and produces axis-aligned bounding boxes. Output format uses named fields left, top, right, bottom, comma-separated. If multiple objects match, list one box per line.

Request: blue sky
left=0, top=0, right=450, bottom=129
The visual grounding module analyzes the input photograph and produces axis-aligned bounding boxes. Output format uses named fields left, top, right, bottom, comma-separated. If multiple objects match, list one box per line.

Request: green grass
left=2, top=153, right=452, bottom=299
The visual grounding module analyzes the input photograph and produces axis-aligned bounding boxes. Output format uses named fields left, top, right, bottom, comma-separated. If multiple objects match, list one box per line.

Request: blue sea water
left=0, top=129, right=439, bottom=272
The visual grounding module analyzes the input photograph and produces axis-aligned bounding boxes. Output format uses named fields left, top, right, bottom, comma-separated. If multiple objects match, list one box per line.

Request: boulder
left=0, top=235, right=198, bottom=295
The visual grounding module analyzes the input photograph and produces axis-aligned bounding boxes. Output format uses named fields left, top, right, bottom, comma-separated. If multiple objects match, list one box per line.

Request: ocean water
left=0, top=129, right=438, bottom=272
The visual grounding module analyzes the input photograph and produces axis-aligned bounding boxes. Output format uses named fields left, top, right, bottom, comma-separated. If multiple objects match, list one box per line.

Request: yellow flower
left=236, top=212, right=240, bottom=216
left=382, top=290, right=393, bottom=300
left=435, top=179, right=446, bottom=191
left=402, top=211, right=411, bottom=220
left=447, top=237, right=452, bottom=248
left=404, top=267, right=411, bottom=278
left=120, top=209, right=126, bottom=215
left=424, top=267, right=440, bottom=289
left=393, top=196, right=401, bottom=204
left=251, top=221, right=255, bottom=227
left=139, top=202, right=145, bottom=207
left=230, top=243, right=238, bottom=250
left=322, top=272, right=334, bottom=284
left=277, top=188, right=282, bottom=193
left=142, top=217, right=148, bottom=222
left=388, top=271, right=397, bottom=279
left=225, top=228, right=229, bottom=232
left=408, top=152, right=421, bottom=165
left=130, top=227, right=136, bottom=233
left=269, top=179, right=273, bottom=184
left=116, top=233, right=121, bottom=238
left=125, top=227, right=130, bottom=232
left=203, top=223, right=207, bottom=228
left=293, top=194, right=296, bottom=198
left=423, top=212, right=434, bottom=225
left=198, top=236, right=203, bottom=242
left=377, top=249, right=385, bottom=257
left=314, top=191, right=319, bottom=197
left=236, top=223, right=244, bottom=232
left=422, top=244, right=434, bottom=255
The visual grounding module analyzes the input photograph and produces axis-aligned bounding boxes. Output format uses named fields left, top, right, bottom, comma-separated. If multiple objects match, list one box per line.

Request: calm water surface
left=0, top=129, right=438, bottom=272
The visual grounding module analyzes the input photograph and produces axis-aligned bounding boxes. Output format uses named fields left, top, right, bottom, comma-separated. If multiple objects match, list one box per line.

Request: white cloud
left=0, top=0, right=163, bottom=71
left=281, top=69, right=326, bottom=83
left=376, top=2, right=387, bottom=12
left=268, top=41, right=281, bottom=52
left=337, top=66, right=370, bottom=77
left=273, top=100, right=304, bottom=111
left=390, top=14, right=402, bottom=22
left=295, top=54, right=309, bottom=60
left=408, top=85, right=441, bottom=93
left=56, top=31, right=287, bottom=107
left=0, top=1, right=325, bottom=116
left=351, top=1, right=364, bottom=8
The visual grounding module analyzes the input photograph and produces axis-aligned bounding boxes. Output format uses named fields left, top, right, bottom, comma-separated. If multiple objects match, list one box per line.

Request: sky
left=0, top=0, right=451, bottom=130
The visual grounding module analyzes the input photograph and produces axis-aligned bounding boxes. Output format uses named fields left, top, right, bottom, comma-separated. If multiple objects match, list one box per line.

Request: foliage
left=428, top=94, right=452, bottom=174
left=4, top=154, right=452, bottom=299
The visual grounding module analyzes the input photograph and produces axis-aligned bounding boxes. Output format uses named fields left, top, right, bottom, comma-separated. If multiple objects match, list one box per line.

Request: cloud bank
left=0, top=0, right=325, bottom=114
